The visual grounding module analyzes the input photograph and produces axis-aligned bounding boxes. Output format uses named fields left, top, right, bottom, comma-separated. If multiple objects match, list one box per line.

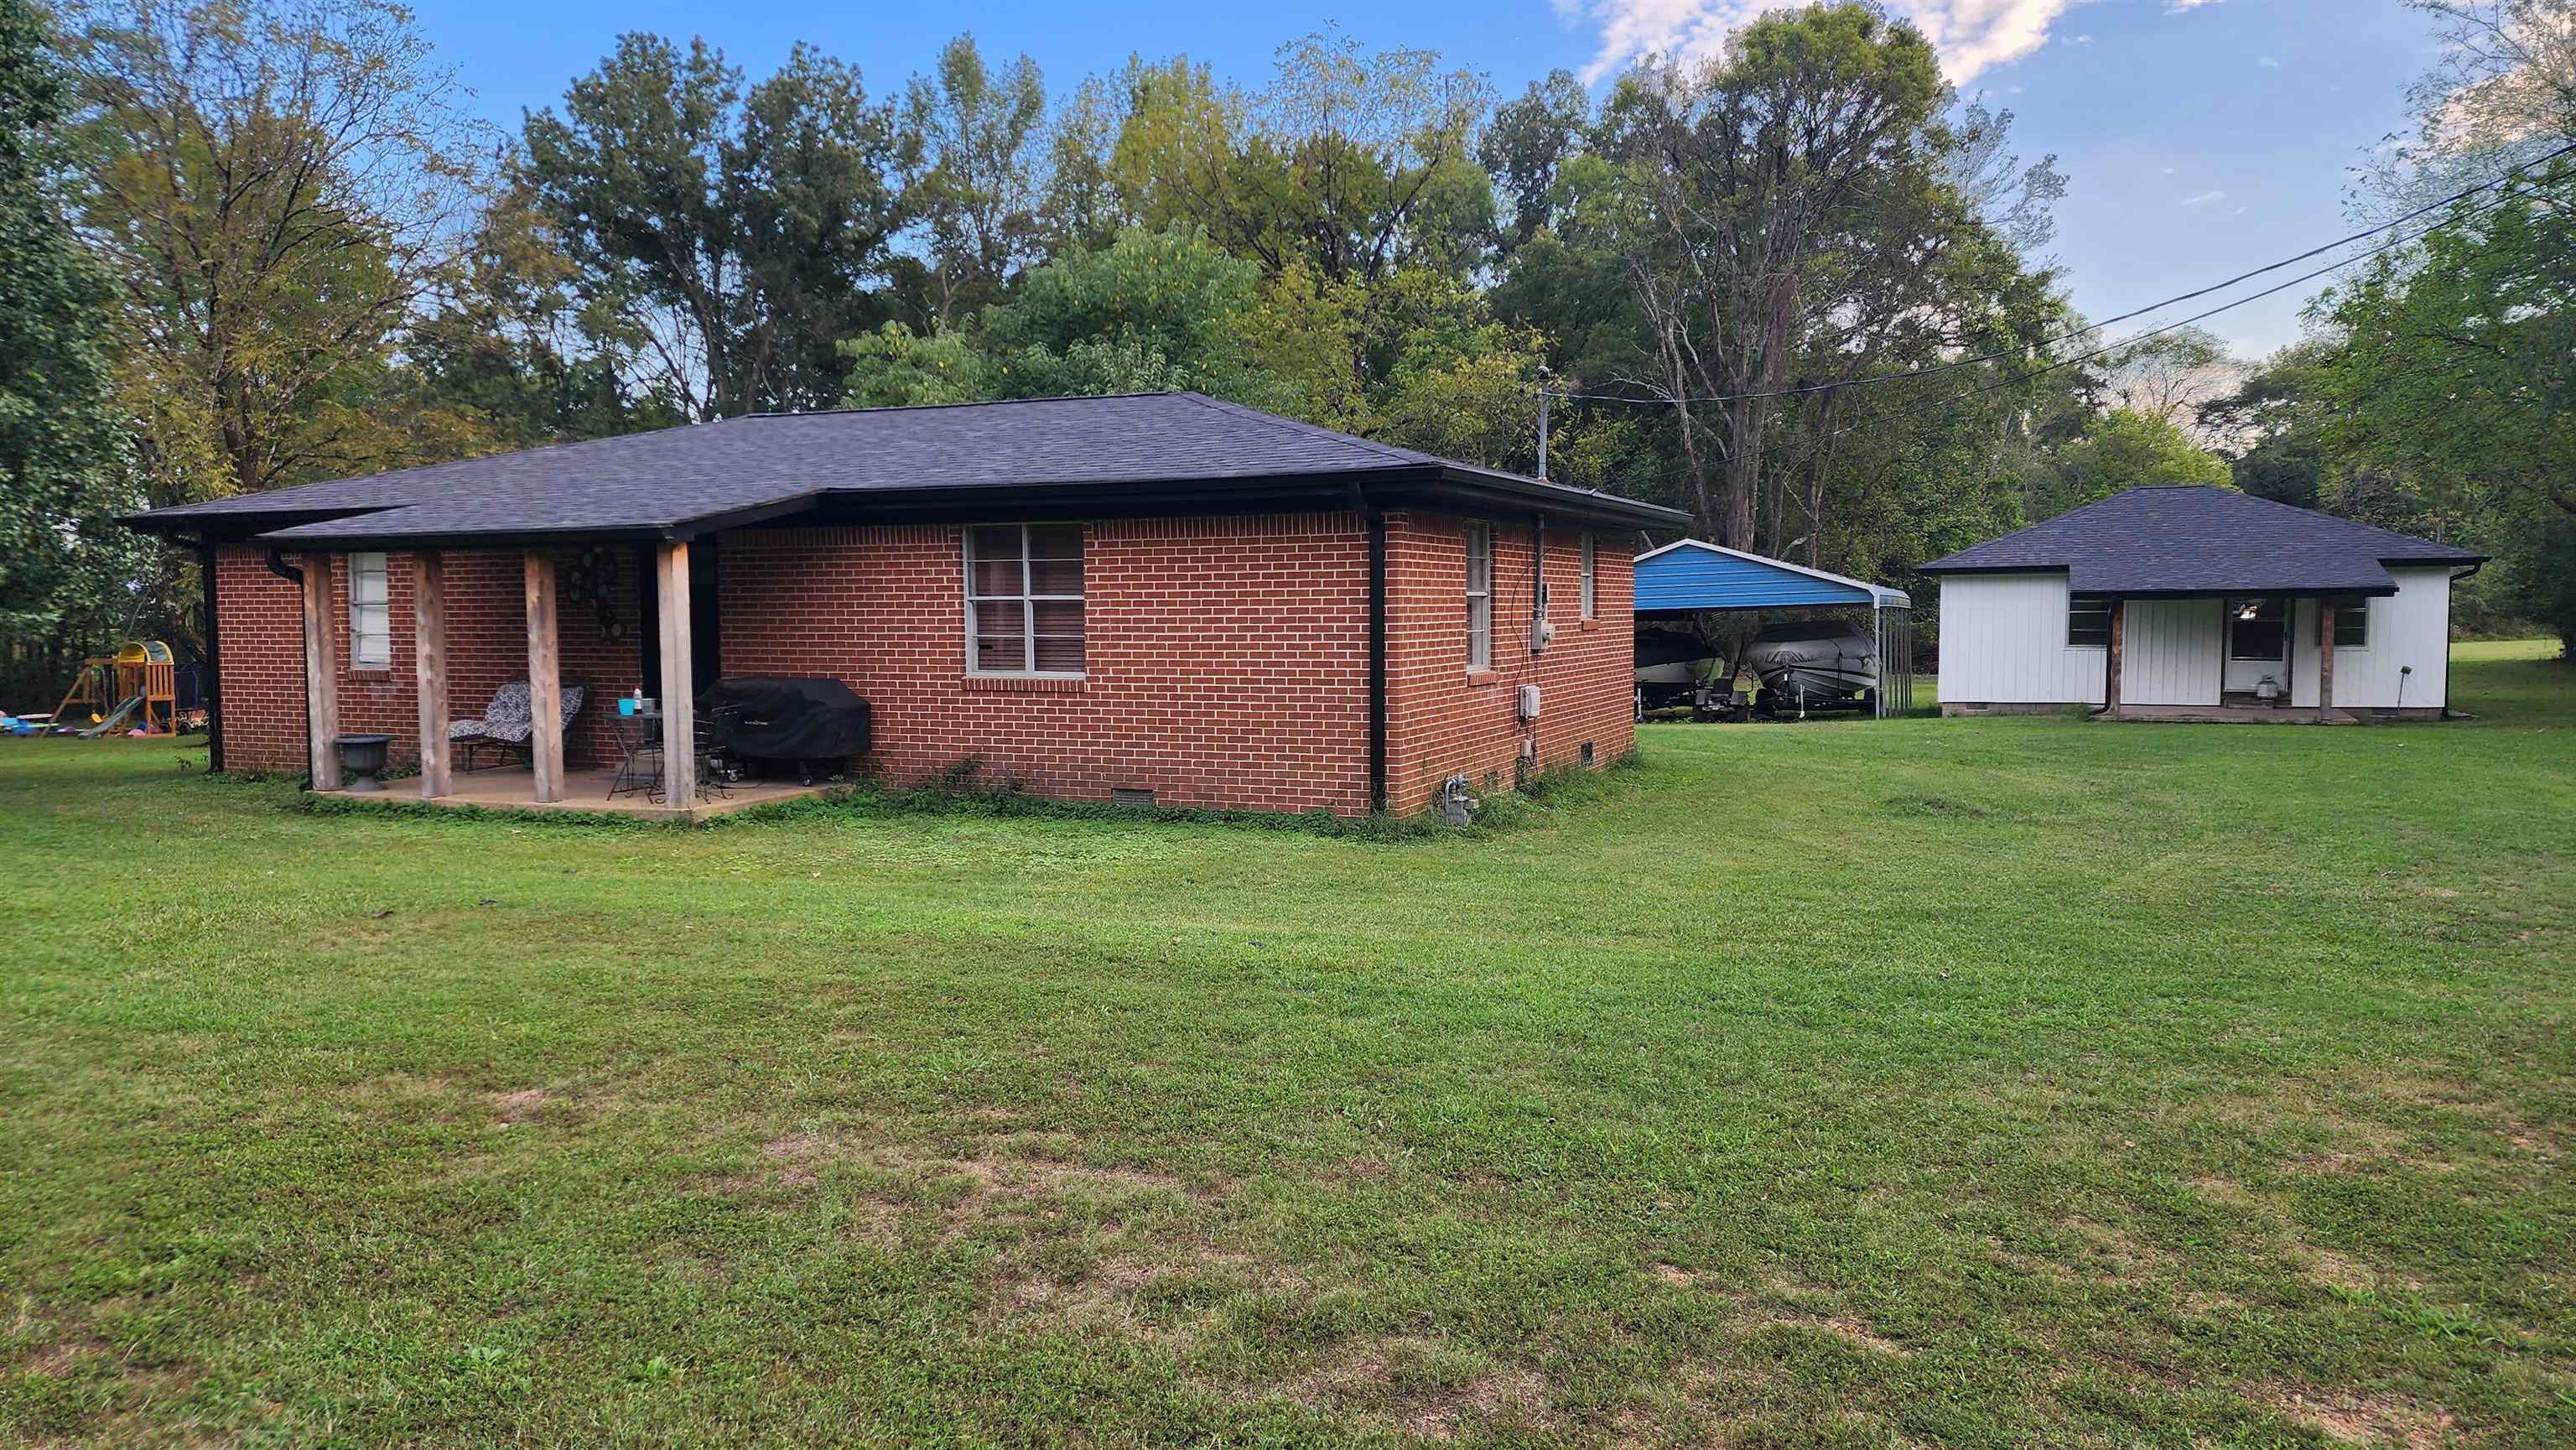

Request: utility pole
left=1535, top=365, right=1555, bottom=481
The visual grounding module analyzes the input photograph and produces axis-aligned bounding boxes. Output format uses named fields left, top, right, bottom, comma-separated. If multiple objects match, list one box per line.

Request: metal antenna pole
left=1535, top=366, right=1555, bottom=481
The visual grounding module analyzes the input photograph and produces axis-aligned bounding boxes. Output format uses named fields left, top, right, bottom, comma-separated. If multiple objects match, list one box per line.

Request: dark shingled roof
left=1919, top=486, right=2485, bottom=596
left=126, top=392, right=1685, bottom=543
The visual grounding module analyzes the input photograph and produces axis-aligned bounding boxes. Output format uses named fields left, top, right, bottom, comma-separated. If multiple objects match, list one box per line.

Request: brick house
left=127, top=392, right=1682, bottom=817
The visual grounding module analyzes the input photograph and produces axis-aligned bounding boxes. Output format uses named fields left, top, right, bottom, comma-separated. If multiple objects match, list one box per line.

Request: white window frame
left=1579, top=533, right=1597, bottom=620
left=1465, top=522, right=1493, bottom=671
left=2324, top=596, right=2371, bottom=651
left=348, top=552, right=392, bottom=668
left=963, top=523, right=1086, bottom=678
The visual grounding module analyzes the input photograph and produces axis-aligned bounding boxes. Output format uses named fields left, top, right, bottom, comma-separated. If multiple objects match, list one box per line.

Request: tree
left=842, top=225, right=1298, bottom=413
left=0, top=0, right=136, bottom=654
left=2197, top=344, right=2340, bottom=509
left=2100, top=326, right=2241, bottom=434
left=2321, top=160, right=2576, bottom=649
left=395, top=179, right=687, bottom=450
left=1106, top=34, right=1493, bottom=286
left=521, top=34, right=917, bottom=419
left=61, top=0, right=494, bottom=503
left=2025, top=407, right=2231, bottom=518
left=904, top=34, right=1046, bottom=325
left=1600, top=3, right=2040, bottom=552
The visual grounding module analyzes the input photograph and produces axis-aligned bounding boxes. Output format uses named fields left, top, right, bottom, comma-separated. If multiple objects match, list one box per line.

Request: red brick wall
left=207, top=512, right=1636, bottom=816
left=1381, top=512, right=1636, bottom=815
left=718, top=516, right=1372, bottom=813
left=213, top=545, right=641, bottom=773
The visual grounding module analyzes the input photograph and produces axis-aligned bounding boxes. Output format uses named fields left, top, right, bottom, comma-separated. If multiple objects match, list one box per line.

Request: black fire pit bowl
left=335, top=733, right=394, bottom=793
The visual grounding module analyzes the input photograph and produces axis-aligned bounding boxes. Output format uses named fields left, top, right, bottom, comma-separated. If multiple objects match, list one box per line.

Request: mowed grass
left=1, top=641, right=2568, bottom=1449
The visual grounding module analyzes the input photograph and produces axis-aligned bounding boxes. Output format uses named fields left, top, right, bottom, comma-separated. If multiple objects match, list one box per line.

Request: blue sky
left=420, top=1, right=2445, bottom=360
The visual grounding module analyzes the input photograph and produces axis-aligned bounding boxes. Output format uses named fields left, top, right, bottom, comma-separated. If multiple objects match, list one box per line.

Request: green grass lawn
left=3, top=640, right=2569, bottom=1448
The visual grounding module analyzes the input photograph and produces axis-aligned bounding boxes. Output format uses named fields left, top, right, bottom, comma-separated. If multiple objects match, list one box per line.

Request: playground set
left=1, top=641, right=200, bottom=739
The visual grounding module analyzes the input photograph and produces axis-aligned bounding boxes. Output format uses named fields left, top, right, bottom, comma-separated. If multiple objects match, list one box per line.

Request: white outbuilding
left=1920, top=486, right=2485, bottom=721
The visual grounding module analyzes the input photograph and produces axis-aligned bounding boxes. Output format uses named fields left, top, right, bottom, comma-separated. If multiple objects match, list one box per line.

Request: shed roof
left=1919, top=486, right=2483, bottom=597
left=124, top=392, right=1686, bottom=547
left=1633, top=538, right=1910, bottom=613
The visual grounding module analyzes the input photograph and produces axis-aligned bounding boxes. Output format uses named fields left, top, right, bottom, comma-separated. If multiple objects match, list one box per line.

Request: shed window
left=966, top=524, right=1085, bottom=675
left=2067, top=596, right=2111, bottom=649
left=1579, top=533, right=1597, bottom=620
left=2323, top=597, right=2369, bottom=649
left=348, top=553, right=391, bottom=668
left=1465, top=522, right=1493, bottom=670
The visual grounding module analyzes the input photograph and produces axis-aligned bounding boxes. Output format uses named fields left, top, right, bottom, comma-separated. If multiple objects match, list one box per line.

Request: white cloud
left=2181, top=189, right=2229, bottom=205
left=1558, top=0, right=2085, bottom=85
left=2160, top=165, right=2179, bottom=174
left=2257, top=55, right=2282, bottom=69
left=2166, top=0, right=2227, bottom=11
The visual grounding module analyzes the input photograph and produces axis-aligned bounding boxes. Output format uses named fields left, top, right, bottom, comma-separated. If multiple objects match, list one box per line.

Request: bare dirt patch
left=489, top=1088, right=548, bottom=1125
left=1650, top=1263, right=1697, bottom=1289
left=1790, top=1315, right=1910, bottom=1358
left=2261, top=1385, right=2459, bottom=1447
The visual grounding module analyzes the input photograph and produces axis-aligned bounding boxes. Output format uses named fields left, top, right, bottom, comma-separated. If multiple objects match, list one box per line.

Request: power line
left=1820, top=171, right=2558, bottom=443
left=1543, top=138, right=2576, bottom=411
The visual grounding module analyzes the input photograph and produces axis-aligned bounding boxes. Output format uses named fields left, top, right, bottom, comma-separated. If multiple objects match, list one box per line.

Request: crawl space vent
left=1112, top=787, right=1156, bottom=809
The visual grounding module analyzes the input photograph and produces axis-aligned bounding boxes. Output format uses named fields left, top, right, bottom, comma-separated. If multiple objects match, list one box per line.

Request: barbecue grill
left=703, top=676, right=871, bottom=784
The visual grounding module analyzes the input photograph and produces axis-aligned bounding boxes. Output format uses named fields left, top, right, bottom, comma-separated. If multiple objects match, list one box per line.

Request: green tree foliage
left=521, top=34, right=917, bottom=418
left=2198, top=344, right=2339, bottom=510
left=0, top=0, right=135, bottom=650
left=2023, top=407, right=2230, bottom=517
left=904, top=34, right=1048, bottom=325
left=61, top=0, right=495, bottom=503
left=2322, top=159, right=2576, bottom=648
left=396, top=179, right=688, bottom=450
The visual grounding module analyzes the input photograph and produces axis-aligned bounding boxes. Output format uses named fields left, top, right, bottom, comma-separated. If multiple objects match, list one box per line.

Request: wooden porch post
left=524, top=552, right=564, bottom=803
left=655, top=543, right=697, bottom=807
left=413, top=552, right=450, bottom=799
left=299, top=553, right=342, bottom=790
left=2105, top=597, right=2126, bottom=716
left=2318, top=599, right=2336, bottom=718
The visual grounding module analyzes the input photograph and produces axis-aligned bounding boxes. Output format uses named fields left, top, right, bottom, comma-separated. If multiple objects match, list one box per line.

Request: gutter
left=264, top=548, right=314, bottom=789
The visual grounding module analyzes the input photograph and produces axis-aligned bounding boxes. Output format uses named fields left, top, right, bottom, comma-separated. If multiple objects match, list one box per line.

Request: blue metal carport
left=1633, top=539, right=1914, bottom=716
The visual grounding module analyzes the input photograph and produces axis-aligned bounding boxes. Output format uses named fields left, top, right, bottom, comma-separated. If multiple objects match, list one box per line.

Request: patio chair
left=452, top=678, right=586, bottom=773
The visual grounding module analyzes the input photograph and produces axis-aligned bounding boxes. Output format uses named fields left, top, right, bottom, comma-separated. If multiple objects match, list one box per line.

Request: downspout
left=2088, top=595, right=2119, bottom=717
left=195, top=539, right=223, bottom=772
left=265, top=548, right=314, bottom=789
left=2443, top=561, right=2485, bottom=719
left=1352, top=486, right=1388, bottom=813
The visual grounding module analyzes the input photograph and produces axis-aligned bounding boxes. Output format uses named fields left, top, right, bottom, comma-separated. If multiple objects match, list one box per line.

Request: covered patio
left=290, top=545, right=723, bottom=814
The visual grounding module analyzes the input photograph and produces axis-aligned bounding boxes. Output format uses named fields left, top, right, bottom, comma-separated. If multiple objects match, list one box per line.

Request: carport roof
left=1634, top=538, right=1910, bottom=613
left=1919, top=486, right=2484, bottom=596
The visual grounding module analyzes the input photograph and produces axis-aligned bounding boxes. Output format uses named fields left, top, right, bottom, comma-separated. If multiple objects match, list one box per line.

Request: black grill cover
left=706, top=676, right=871, bottom=762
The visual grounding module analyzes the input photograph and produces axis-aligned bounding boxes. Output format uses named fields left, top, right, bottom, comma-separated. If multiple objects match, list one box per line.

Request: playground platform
left=315, top=765, right=834, bottom=824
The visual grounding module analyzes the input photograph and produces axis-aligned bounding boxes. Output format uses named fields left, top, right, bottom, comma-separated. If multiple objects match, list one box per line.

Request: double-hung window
left=2067, top=595, right=2111, bottom=649
left=1579, top=533, right=1597, bottom=620
left=966, top=524, right=1085, bottom=675
left=2323, top=596, right=2369, bottom=649
left=348, top=552, right=392, bottom=668
left=1465, top=522, right=1493, bottom=670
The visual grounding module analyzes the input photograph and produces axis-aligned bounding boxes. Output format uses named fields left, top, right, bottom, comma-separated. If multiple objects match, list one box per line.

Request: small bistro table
left=605, top=709, right=662, bottom=801
left=606, top=706, right=734, bottom=805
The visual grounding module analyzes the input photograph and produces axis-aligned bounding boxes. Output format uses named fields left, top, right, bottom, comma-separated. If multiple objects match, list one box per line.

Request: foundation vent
left=1111, top=787, right=1156, bottom=809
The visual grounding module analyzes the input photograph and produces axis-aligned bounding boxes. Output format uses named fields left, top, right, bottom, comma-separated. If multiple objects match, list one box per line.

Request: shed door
left=2223, top=596, right=2290, bottom=694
